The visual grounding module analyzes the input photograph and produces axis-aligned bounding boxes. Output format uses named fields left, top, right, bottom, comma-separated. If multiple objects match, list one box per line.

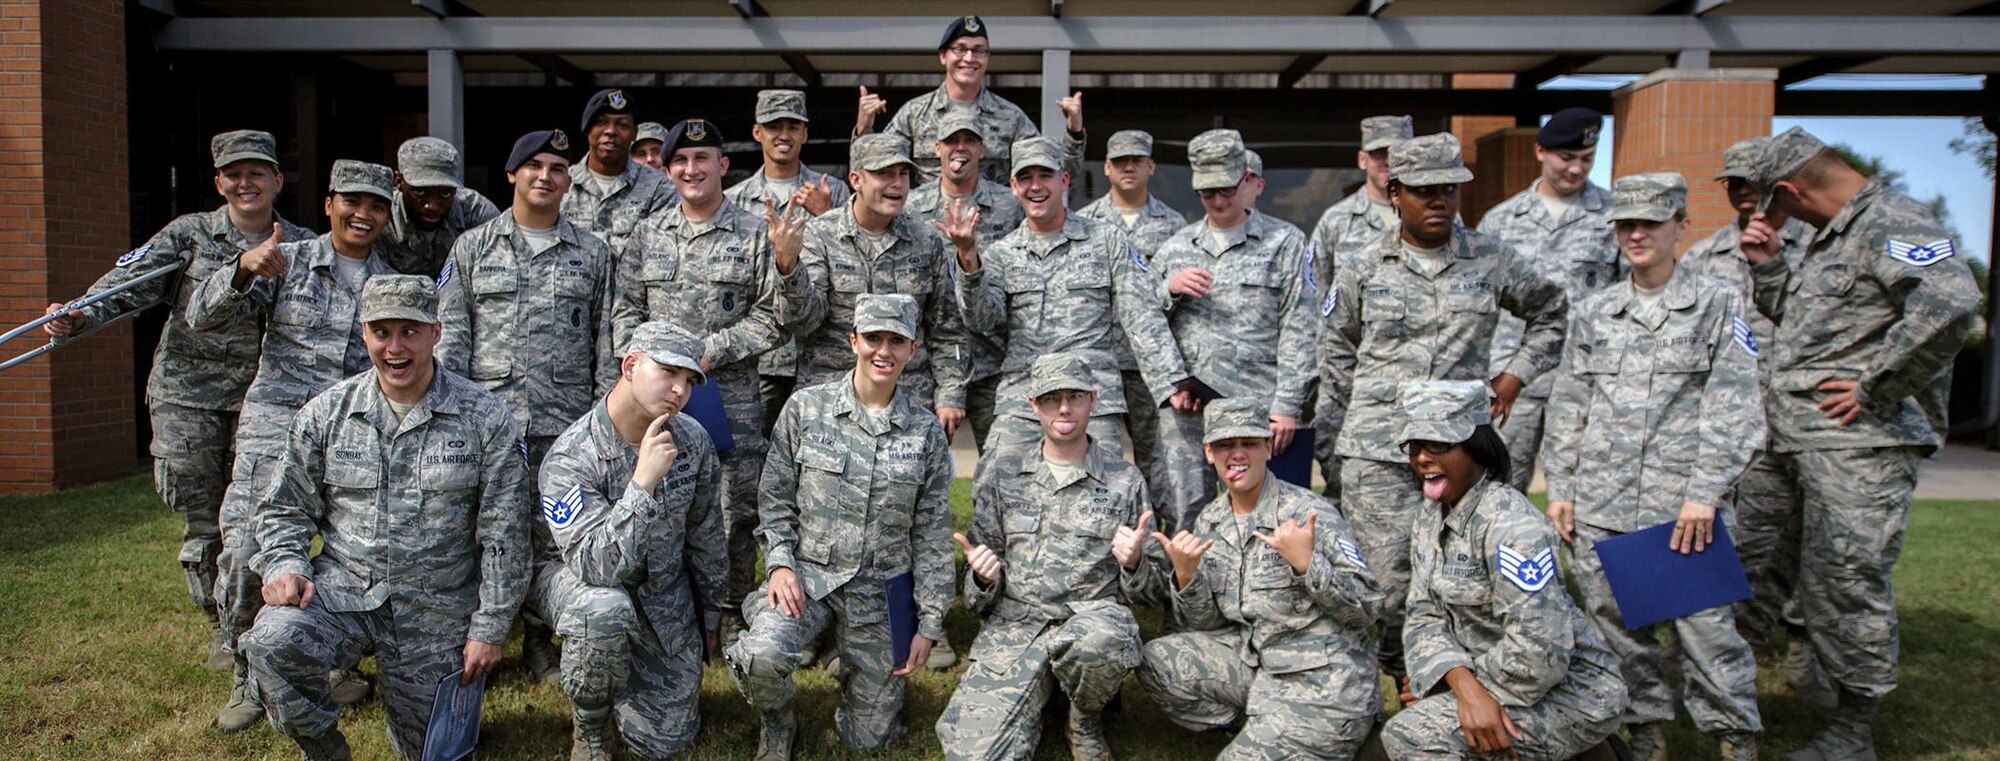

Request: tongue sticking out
left=1423, top=476, right=1448, bottom=501
left=949, top=157, right=969, bottom=173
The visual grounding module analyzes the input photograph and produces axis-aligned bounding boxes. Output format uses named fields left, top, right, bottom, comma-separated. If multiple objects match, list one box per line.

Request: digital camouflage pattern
left=560, top=157, right=676, bottom=256
left=883, top=84, right=1082, bottom=185
left=906, top=172, right=1023, bottom=424
left=382, top=187, right=501, bottom=278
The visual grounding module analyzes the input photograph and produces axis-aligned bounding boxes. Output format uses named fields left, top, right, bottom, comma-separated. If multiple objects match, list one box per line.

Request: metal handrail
left=0, top=263, right=184, bottom=372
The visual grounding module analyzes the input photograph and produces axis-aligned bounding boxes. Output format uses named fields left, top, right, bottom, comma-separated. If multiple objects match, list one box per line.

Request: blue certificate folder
left=1270, top=427, right=1315, bottom=489
left=1592, top=518, right=1754, bottom=630
left=685, top=380, right=736, bottom=452
left=422, top=669, right=485, bottom=761
left=884, top=571, right=917, bottom=668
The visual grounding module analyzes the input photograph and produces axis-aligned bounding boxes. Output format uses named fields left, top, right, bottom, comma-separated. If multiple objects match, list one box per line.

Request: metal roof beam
left=1349, top=0, right=1393, bottom=16
left=1277, top=55, right=1327, bottom=89
left=1777, top=56, right=1879, bottom=87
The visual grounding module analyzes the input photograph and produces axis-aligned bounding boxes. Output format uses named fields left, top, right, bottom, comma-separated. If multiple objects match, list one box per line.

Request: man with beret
left=188, top=160, right=401, bottom=732
left=42, top=129, right=316, bottom=670
left=241, top=274, right=529, bottom=761
left=1148, top=129, right=1319, bottom=536
left=1476, top=106, right=1619, bottom=494
left=1074, top=129, right=1188, bottom=510
left=438, top=128, right=620, bottom=682
left=532, top=320, right=728, bottom=760
left=562, top=88, right=676, bottom=256
left=782, top=133, right=969, bottom=435
left=936, top=352, right=1167, bottom=760
left=855, top=15, right=1085, bottom=186
left=381, top=136, right=501, bottom=279
left=728, top=293, right=956, bottom=760
left=1740, top=127, right=1980, bottom=760
left=631, top=121, right=669, bottom=173
left=612, top=117, right=811, bottom=650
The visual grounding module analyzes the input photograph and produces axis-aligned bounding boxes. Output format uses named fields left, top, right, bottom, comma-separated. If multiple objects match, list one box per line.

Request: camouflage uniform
left=725, top=166, right=853, bottom=215
left=560, top=158, right=675, bottom=258
left=1319, top=134, right=1567, bottom=678
left=1382, top=381, right=1626, bottom=760
left=531, top=325, right=729, bottom=759
left=935, top=355, right=1167, bottom=759
left=782, top=134, right=968, bottom=411
left=241, top=278, right=529, bottom=759
left=1477, top=177, right=1618, bottom=493
left=726, top=295, right=956, bottom=751
left=1139, top=399, right=1383, bottom=759
left=1744, top=129, right=1980, bottom=754
left=63, top=130, right=314, bottom=641
left=1541, top=173, right=1766, bottom=744
left=882, top=82, right=1082, bottom=186
left=613, top=196, right=806, bottom=630
left=381, top=137, right=502, bottom=278
left=1151, top=130, right=1319, bottom=534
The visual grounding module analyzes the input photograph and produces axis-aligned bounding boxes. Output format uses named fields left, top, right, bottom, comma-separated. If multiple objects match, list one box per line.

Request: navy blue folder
left=421, top=669, right=485, bottom=761
left=883, top=571, right=917, bottom=669
left=684, top=380, right=736, bottom=452
left=1270, top=427, right=1315, bottom=489
left=1592, top=518, right=1754, bottom=630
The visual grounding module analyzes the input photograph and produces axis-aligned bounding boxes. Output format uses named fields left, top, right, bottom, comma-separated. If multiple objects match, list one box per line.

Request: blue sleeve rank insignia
left=435, top=258, right=455, bottom=289
left=1337, top=536, right=1367, bottom=570
left=115, top=244, right=150, bottom=267
left=1300, top=243, right=1319, bottom=293
left=1496, top=543, right=1556, bottom=593
left=1730, top=315, right=1759, bottom=357
left=518, top=439, right=529, bottom=469
left=1320, top=284, right=1340, bottom=317
left=1885, top=238, right=1954, bottom=267
left=1128, top=242, right=1149, bottom=273
left=541, top=483, right=585, bottom=528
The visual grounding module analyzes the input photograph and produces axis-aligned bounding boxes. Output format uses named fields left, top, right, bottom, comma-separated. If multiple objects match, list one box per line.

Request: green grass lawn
left=2, top=473, right=1997, bottom=759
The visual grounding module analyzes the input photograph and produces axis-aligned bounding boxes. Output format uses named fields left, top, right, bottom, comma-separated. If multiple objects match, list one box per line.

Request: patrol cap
left=624, top=321, right=708, bottom=384
left=1105, top=130, right=1154, bottom=160
left=634, top=121, right=670, bottom=147
left=755, top=89, right=810, bottom=124
left=936, top=110, right=985, bottom=143
left=1245, top=149, right=1264, bottom=178
left=211, top=130, right=279, bottom=169
left=1396, top=380, right=1492, bottom=446
left=1609, top=172, right=1687, bottom=223
left=663, top=118, right=723, bottom=156
left=1752, top=126, right=1830, bottom=211
left=579, top=88, right=634, bottom=135
left=939, top=15, right=987, bottom=51
left=1187, top=129, right=1247, bottom=191
left=359, top=274, right=439, bottom=324
left=328, top=160, right=395, bottom=202
left=1537, top=107, right=1602, bottom=150
left=505, top=129, right=575, bottom=173
left=1203, top=398, right=1271, bottom=445
left=850, top=133, right=916, bottom=173
left=1025, top=352, right=1095, bottom=398
left=1389, top=133, right=1474, bottom=187
left=1011, top=136, right=1064, bottom=176
left=1715, top=136, right=1769, bottom=181
left=1360, top=115, right=1414, bottom=153
left=852, top=293, right=921, bottom=339
left=396, top=137, right=463, bottom=189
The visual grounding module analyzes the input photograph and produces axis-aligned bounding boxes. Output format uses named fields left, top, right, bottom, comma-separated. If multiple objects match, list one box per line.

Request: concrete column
left=1611, top=68, right=1776, bottom=240
left=1039, top=48, right=1070, bottom=141
left=428, top=48, right=464, bottom=148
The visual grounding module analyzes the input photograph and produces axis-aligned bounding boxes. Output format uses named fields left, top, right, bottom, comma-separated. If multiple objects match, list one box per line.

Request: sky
left=1547, top=74, right=1993, bottom=263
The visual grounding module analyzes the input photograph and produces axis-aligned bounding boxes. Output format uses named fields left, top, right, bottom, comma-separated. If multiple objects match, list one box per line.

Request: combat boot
left=1719, top=732, right=1759, bottom=761
left=1067, top=706, right=1112, bottom=761
left=295, top=730, right=352, bottom=761
left=215, top=663, right=264, bottom=733
left=926, top=633, right=958, bottom=670
left=1626, top=722, right=1667, bottom=761
left=569, top=706, right=615, bottom=761
left=523, top=621, right=561, bottom=683
left=1786, top=690, right=1880, bottom=761
left=204, top=614, right=233, bottom=671
left=1785, top=639, right=1837, bottom=710
left=755, top=709, right=797, bottom=761
left=329, top=665, right=373, bottom=707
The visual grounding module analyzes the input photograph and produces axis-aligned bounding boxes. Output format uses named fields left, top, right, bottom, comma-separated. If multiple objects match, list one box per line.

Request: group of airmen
left=44, top=12, right=1983, bottom=761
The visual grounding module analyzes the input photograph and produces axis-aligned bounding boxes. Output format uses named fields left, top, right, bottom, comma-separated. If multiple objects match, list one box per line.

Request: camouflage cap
left=634, top=121, right=670, bottom=146
left=852, top=293, right=921, bottom=339
left=1390, top=133, right=1474, bottom=187
left=328, top=159, right=395, bottom=202
left=624, top=321, right=708, bottom=384
left=211, top=130, right=278, bottom=169
left=1396, top=380, right=1491, bottom=446
left=1188, top=129, right=1247, bottom=191
left=756, top=89, right=810, bottom=124
left=1203, top=397, right=1271, bottom=444
left=1752, top=126, right=1829, bottom=211
left=1360, top=115, right=1415, bottom=152
left=937, top=110, right=985, bottom=143
left=1244, top=149, right=1264, bottom=178
left=1011, top=136, right=1064, bottom=176
left=396, top=137, right=462, bottom=189
left=1106, top=130, right=1153, bottom=160
left=1025, top=352, right=1095, bottom=397
left=1714, top=136, right=1769, bottom=181
left=1609, top=172, right=1687, bottom=223
left=359, top=274, right=438, bottom=324
left=850, top=133, right=916, bottom=173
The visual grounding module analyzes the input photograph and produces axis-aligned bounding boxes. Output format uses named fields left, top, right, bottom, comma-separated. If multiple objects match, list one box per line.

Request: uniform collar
left=928, top=83, right=999, bottom=114
left=587, top=399, right=630, bottom=461
left=835, top=206, right=914, bottom=247
left=359, top=367, right=460, bottom=435
left=493, top=210, right=585, bottom=249
left=1441, top=474, right=1494, bottom=535
left=831, top=371, right=920, bottom=436
left=1811, top=178, right=1883, bottom=247
left=1017, top=437, right=1117, bottom=491
left=1609, top=264, right=1699, bottom=323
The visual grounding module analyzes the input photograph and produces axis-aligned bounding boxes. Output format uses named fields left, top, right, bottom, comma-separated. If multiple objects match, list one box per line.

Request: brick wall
left=1448, top=73, right=1518, bottom=224
left=0, top=0, right=134, bottom=493
left=1612, top=69, right=1776, bottom=247
left=1469, top=127, right=1546, bottom=229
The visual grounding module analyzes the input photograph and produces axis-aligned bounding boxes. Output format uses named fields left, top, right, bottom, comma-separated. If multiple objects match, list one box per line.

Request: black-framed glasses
left=1398, top=440, right=1455, bottom=455
left=945, top=44, right=991, bottom=59
left=1196, top=186, right=1239, bottom=200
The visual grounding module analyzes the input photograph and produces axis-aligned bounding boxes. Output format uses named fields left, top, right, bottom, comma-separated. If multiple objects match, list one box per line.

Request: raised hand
left=1150, top=529, right=1214, bottom=590
left=794, top=174, right=836, bottom=216
left=1739, top=214, right=1780, bottom=265
left=1058, top=90, right=1084, bottom=132
left=954, top=532, right=1003, bottom=585
left=238, top=223, right=287, bottom=280
left=1253, top=511, right=1317, bottom=575
left=41, top=301, right=83, bottom=337
left=934, top=198, right=981, bottom=271
left=854, top=85, right=887, bottom=136
left=763, top=195, right=808, bottom=275
left=632, top=413, right=678, bottom=492
left=1112, top=510, right=1153, bottom=571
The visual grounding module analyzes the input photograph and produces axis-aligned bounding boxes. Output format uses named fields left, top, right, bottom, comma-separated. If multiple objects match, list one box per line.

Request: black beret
left=1537, top=107, right=1602, bottom=150
left=939, top=15, right=987, bottom=51
left=580, top=88, right=633, bottom=135
left=662, top=118, right=724, bottom=156
left=505, top=129, right=574, bottom=173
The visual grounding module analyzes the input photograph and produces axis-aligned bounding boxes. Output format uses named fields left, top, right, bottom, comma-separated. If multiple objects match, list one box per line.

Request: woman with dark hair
left=1379, top=380, right=1626, bottom=760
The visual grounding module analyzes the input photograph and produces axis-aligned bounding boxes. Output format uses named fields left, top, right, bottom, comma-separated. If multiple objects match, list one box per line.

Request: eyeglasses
left=1398, top=440, right=1456, bottom=455
left=945, top=44, right=991, bottom=59
left=1196, top=186, right=1239, bottom=200
left=1033, top=389, right=1092, bottom=408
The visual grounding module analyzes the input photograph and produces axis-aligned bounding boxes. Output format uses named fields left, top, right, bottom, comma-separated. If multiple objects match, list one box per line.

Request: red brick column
left=0, top=0, right=134, bottom=493
left=1612, top=68, right=1776, bottom=247
left=1449, top=73, right=1516, bottom=224
left=1468, top=127, right=1544, bottom=228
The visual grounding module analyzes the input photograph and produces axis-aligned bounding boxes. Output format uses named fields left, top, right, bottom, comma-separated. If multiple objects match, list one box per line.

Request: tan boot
left=925, top=632, right=958, bottom=670
left=569, top=706, right=614, bottom=761
left=1784, top=639, right=1837, bottom=710
left=523, top=621, right=561, bottom=683
left=1719, top=733, right=1758, bottom=761
left=1067, top=706, right=1112, bottom=761
left=329, top=665, right=373, bottom=708
left=1786, top=690, right=1880, bottom=761
left=215, top=663, right=264, bottom=733
left=1626, top=722, right=1667, bottom=761
left=755, top=710, right=796, bottom=761
left=204, top=619, right=234, bottom=671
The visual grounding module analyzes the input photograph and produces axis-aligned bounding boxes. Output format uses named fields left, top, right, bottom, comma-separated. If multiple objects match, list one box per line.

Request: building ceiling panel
left=1311, top=54, right=1552, bottom=73
left=1707, top=0, right=1988, bottom=15
left=562, top=54, right=791, bottom=72
left=1381, top=0, right=1665, bottom=16
left=196, top=0, right=433, bottom=16
left=805, top=54, right=1042, bottom=74
left=1073, top=55, right=1299, bottom=74
left=455, top=0, right=737, bottom=16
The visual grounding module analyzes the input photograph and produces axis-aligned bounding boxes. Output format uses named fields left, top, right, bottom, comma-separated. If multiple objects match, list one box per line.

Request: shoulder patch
left=1320, top=284, right=1340, bottom=317
left=1301, top=242, right=1320, bottom=292
left=1885, top=238, right=1954, bottom=267
left=1127, top=242, right=1149, bottom=273
left=436, top=258, right=455, bottom=288
left=1731, top=315, right=1759, bottom=358
left=1496, top=543, right=1556, bottom=593
left=1336, top=536, right=1367, bottom=570
left=541, top=483, right=585, bottom=529
left=116, top=244, right=150, bottom=267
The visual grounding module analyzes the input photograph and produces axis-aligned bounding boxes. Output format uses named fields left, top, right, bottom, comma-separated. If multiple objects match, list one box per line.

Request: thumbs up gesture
left=1253, top=511, right=1318, bottom=575
left=1112, top=510, right=1153, bottom=571
left=238, top=223, right=287, bottom=280
left=1058, top=90, right=1084, bottom=132
left=855, top=85, right=888, bottom=137
left=954, top=532, right=1003, bottom=586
